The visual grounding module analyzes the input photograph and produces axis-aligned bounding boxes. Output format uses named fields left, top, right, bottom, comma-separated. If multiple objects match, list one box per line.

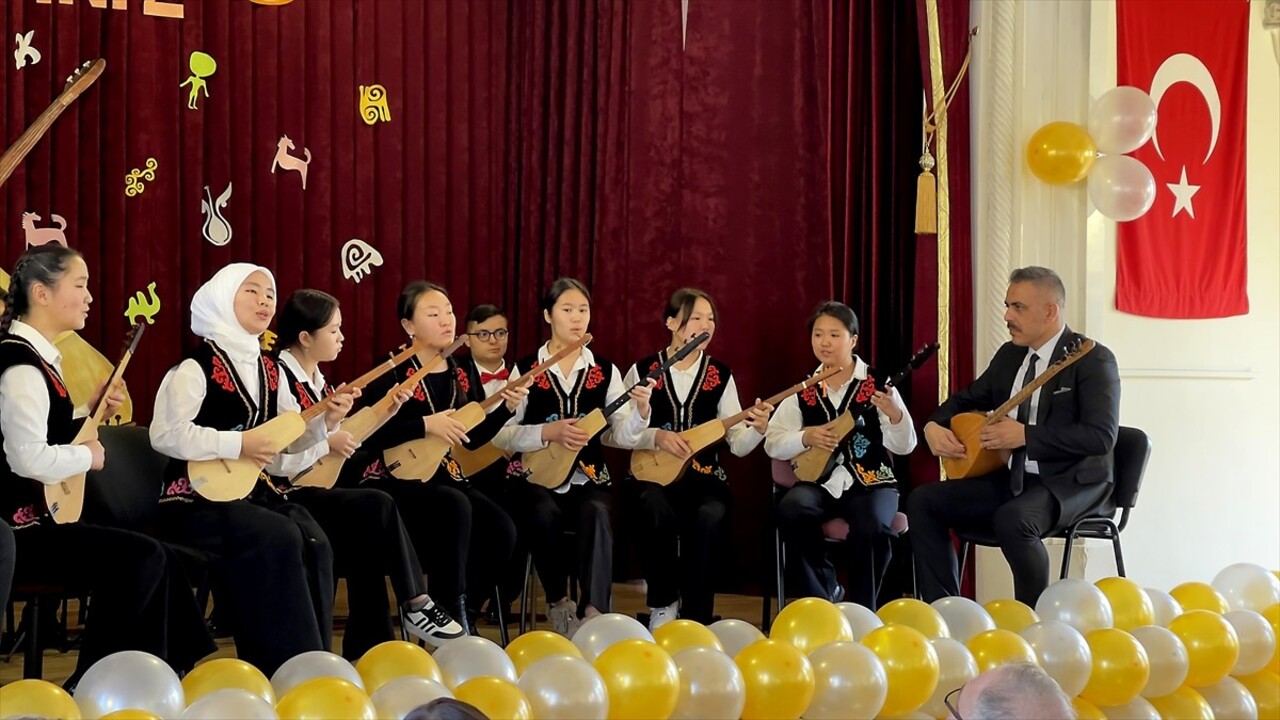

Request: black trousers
left=635, top=474, right=731, bottom=623
left=507, top=482, right=612, bottom=614
left=285, top=487, right=427, bottom=660
left=12, top=521, right=216, bottom=680
left=469, top=469, right=528, bottom=611
left=907, top=472, right=1061, bottom=607
left=155, top=499, right=324, bottom=676
left=777, top=483, right=899, bottom=609
left=254, top=493, right=335, bottom=652
left=0, top=519, right=14, bottom=615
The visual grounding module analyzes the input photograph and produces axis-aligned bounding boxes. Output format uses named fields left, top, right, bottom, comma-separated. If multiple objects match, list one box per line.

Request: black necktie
left=1009, top=352, right=1039, bottom=495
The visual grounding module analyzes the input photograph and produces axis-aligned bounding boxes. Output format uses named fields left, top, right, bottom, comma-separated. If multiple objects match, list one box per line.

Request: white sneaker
left=402, top=597, right=466, bottom=647
left=648, top=602, right=678, bottom=632
left=548, top=599, right=581, bottom=638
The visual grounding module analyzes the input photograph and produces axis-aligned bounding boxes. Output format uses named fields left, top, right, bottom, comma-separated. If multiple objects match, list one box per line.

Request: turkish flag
left=1116, top=0, right=1249, bottom=318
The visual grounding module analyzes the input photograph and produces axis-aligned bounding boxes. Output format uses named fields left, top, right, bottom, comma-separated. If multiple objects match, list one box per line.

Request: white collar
left=9, top=319, right=62, bottom=366
left=813, top=356, right=869, bottom=390
left=537, top=342, right=595, bottom=372
left=474, top=358, right=507, bottom=375
left=1029, top=325, right=1068, bottom=361
left=279, top=348, right=326, bottom=390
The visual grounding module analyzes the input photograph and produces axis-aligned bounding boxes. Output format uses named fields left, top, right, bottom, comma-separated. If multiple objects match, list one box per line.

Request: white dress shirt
left=0, top=320, right=93, bottom=484
left=492, top=344, right=647, bottom=491
left=1009, top=324, right=1067, bottom=475
left=150, top=345, right=329, bottom=477
left=765, top=357, right=917, bottom=499
left=275, top=349, right=343, bottom=480
left=621, top=353, right=765, bottom=457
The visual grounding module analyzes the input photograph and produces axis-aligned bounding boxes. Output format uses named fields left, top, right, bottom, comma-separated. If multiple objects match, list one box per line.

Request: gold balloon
left=734, top=639, right=816, bottom=720
left=1147, top=686, right=1214, bottom=720
left=453, top=676, right=533, bottom=720
left=356, top=640, right=443, bottom=693
left=1169, top=609, right=1241, bottom=687
left=1025, top=121, right=1097, bottom=185
left=984, top=599, right=1041, bottom=633
left=276, top=677, right=376, bottom=720
left=1081, top=628, right=1151, bottom=707
left=654, top=619, right=724, bottom=656
left=0, top=679, right=82, bottom=720
left=877, top=598, right=951, bottom=639
left=1262, top=603, right=1280, bottom=675
left=1073, top=696, right=1107, bottom=720
left=860, top=625, right=940, bottom=717
left=182, top=658, right=276, bottom=706
left=594, top=638, right=680, bottom=720
left=770, top=597, right=853, bottom=655
left=1171, top=582, right=1231, bottom=614
left=965, top=629, right=1038, bottom=673
left=1235, top=670, right=1280, bottom=719
left=505, top=630, right=584, bottom=677
left=1096, top=577, right=1156, bottom=631
left=100, top=711, right=161, bottom=720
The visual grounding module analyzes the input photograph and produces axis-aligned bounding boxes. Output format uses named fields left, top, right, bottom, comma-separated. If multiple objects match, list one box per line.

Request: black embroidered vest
left=0, top=336, right=78, bottom=529
left=795, top=367, right=898, bottom=490
left=160, top=341, right=280, bottom=503
left=506, top=350, right=614, bottom=487
left=632, top=351, right=733, bottom=483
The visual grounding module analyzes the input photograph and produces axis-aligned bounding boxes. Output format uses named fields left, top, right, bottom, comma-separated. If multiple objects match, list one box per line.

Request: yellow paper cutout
left=261, top=330, right=277, bottom=351
left=125, top=158, right=158, bottom=197
left=180, top=51, right=217, bottom=110
left=359, top=84, right=391, bottom=125
left=125, top=282, right=160, bottom=325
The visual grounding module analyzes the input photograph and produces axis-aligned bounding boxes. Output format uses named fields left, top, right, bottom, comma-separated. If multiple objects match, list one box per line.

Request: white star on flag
left=1166, top=165, right=1201, bottom=219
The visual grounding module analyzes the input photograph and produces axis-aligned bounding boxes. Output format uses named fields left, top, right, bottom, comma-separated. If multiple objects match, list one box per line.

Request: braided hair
left=1, top=245, right=83, bottom=334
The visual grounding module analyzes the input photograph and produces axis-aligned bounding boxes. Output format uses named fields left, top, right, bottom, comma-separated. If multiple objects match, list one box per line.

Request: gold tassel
left=915, top=148, right=938, bottom=234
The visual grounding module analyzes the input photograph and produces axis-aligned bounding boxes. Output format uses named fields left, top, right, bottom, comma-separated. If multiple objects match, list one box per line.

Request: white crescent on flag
left=1149, top=52, right=1221, bottom=163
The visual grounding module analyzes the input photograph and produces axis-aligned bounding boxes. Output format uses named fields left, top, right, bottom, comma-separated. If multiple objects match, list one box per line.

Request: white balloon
left=669, top=647, right=746, bottom=720
left=270, top=651, right=363, bottom=698
left=369, top=677, right=454, bottom=720
left=73, top=650, right=185, bottom=720
left=1087, top=155, right=1156, bottom=222
left=571, top=613, right=654, bottom=662
left=932, top=597, right=996, bottom=644
left=1145, top=588, right=1184, bottom=627
left=1130, top=625, right=1190, bottom=698
left=182, top=689, right=279, bottom=720
left=1224, top=609, right=1277, bottom=676
left=1213, top=563, right=1280, bottom=612
left=919, top=639, right=977, bottom=720
left=1099, top=696, right=1162, bottom=720
left=1088, top=86, right=1158, bottom=154
left=708, top=619, right=765, bottom=660
left=1035, top=578, right=1115, bottom=634
left=1197, top=676, right=1260, bottom=720
left=518, top=655, right=609, bottom=720
left=433, top=636, right=517, bottom=689
left=1020, top=621, right=1093, bottom=698
left=835, top=602, right=884, bottom=641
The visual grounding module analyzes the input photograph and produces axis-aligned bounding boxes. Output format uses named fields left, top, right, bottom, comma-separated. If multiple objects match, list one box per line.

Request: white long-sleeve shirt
left=274, top=349, right=343, bottom=480
left=765, top=357, right=917, bottom=499
left=621, top=354, right=765, bottom=457
left=0, top=320, right=92, bottom=484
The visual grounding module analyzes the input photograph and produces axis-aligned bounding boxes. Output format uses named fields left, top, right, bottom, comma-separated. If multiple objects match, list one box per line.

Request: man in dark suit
left=908, top=266, right=1120, bottom=606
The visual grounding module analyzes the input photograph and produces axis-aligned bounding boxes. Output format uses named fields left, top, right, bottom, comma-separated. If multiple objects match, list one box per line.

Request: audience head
left=1004, top=266, right=1066, bottom=349
left=404, top=698, right=490, bottom=720
left=948, top=662, right=1075, bottom=720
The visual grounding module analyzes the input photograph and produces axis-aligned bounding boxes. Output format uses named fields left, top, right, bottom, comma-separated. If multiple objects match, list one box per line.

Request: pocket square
left=1053, top=386, right=1072, bottom=395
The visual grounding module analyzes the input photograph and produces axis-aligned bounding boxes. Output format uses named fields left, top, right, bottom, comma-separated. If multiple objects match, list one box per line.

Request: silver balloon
left=1035, top=578, right=1115, bottom=634
left=369, top=677, right=454, bottom=720
left=919, top=639, right=976, bottom=720
left=1099, top=696, right=1162, bottom=720
left=517, top=654, right=610, bottom=720
left=571, top=613, right=654, bottom=662
left=835, top=602, right=885, bottom=642
left=1145, top=588, right=1184, bottom=627
left=1213, top=563, right=1280, bottom=612
left=1087, top=86, right=1158, bottom=154
left=1020, top=620, right=1092, bottom=698
left=433, top=636, right=517, bottom=689
left=932, top=597, right=996, bottom=644
left=668, top=647, right=745, bottom=720
left=73, top=650, right=185, bottom=720
left=1224, top=609, right=1277, bottom=676
left=269, top=651, right=364, bottom=698
left=1087, top=155, right=1156, bottom=223
left=181, top=689, right=279, bottom=720
left=707, top=619, right=765, bottom=660
left=1197, top=676, right=1260, bottom=720
left=1130, top=625, right=1189, bottom=698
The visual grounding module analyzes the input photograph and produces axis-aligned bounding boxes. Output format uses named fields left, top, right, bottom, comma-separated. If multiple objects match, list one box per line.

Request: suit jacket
left=930, top=326, right=1121, bottom=527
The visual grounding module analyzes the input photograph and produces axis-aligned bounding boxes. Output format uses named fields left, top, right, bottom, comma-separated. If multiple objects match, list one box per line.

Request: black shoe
left=830, top=583, right=845, bottom=604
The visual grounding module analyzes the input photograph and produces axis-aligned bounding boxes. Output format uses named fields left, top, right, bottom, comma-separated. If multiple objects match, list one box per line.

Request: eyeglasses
left=944, top=685, right=965, bottom=720
left=469, top=329, right=509, bottom=342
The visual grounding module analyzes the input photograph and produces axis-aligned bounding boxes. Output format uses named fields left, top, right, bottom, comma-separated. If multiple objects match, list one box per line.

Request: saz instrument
left=384, top=334, right=593, bottom=481
left=46, top=324, right=145, bottom=524
left=189, top=343, right=422, bottom=501
left=789, top=343, right=938, bottom=483
left=943, top=338, right=1095, bottom=479
left=291, top=338, right=463, bottom=489
left=522, top=332, right=710, bottom=489
left=1, top=60, right=105, bottom=187
left=630, top=363, right=844, bottom=486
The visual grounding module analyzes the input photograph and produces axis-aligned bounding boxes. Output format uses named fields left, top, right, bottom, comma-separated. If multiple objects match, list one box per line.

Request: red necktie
left=480, top=368, right=510, bottom=384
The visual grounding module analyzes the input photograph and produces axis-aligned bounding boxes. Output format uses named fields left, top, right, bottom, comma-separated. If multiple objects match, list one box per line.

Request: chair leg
left=1060, top=532, right=1076, bottom=580
left=23, top=597, right=42, bottom=679
left=959, top=541, right=971, bottom=588
left=494, top=585, right=510, bottom=647
left=519, top=553, right=533, bottom=636
left=1112, top=534, right=1126, bottom=577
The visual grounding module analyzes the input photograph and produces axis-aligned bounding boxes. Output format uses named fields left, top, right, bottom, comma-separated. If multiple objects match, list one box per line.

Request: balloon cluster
left=1025, top=86, right=1160, bottom=222
left=1, top=563, right=1277, bottom=720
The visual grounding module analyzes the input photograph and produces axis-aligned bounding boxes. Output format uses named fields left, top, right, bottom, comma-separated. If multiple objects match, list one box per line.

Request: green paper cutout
left=180, top=51, right=217, bottom=109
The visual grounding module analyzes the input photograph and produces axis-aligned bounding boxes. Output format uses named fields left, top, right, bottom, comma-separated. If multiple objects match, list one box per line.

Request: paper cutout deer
left=270, top=135, right=311, bottom=189
left=22, top=212, right=67, bottom=247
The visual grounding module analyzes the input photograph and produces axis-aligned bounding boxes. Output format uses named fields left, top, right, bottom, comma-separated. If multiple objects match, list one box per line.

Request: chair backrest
left=81, top=425, right=168, bottom=529
left=770, top=458, right=799, bottom=488
left=1111, top=426, right=1151, bottom=510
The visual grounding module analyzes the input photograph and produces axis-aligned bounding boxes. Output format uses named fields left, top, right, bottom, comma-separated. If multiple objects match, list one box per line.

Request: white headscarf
left=190, top=263, right=275, bottom=366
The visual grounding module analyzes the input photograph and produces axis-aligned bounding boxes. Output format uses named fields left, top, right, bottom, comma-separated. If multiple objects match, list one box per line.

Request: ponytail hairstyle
left=1, top=245, right=83, bottom=334
left=278, top=289, right=340, bottom=351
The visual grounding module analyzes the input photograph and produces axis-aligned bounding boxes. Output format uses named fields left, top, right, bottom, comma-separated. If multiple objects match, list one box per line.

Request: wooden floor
left=0, top=581, right=775, bottom=686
